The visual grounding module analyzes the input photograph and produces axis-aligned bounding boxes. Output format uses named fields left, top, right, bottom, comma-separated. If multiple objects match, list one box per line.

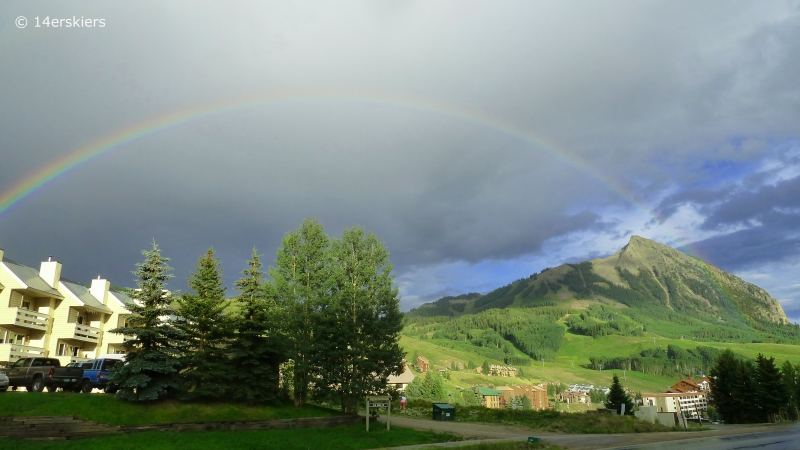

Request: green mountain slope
left=407, top=236, right=794, bottom=345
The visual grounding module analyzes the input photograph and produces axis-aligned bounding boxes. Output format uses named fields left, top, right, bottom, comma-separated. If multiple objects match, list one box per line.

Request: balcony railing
left=0, top=307, right=49, bottom=331
left=0, top=343, right=46, bottom=362
left=67, top=323, right=102, bottom=343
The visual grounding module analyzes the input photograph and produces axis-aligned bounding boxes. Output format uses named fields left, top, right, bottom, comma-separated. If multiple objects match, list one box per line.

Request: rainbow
left=0, top=90, right=640, bottom=215
left=0, top=88, right=746, bottom=306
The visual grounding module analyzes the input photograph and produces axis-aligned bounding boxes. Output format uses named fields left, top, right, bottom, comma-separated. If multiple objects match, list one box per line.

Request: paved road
left=608, top=426, right=800, bottom=450
left=377, top=416, right=800, bottom=449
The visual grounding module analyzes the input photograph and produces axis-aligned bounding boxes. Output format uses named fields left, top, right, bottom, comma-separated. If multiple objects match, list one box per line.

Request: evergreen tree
left=175, top=249, right=231, bottom=399
left=782, top=361, right=800, bottom=420
left=110, top=242, right=183, bottom=401
left=228, top=248, right=288, bottom=403
left=710, top=349, right=739, bottom=422
left=521, top=393, right=532, bottom=410
left=314, top=226, right=405, bottom=413
left=482, top=360, right=490, bottom=375
left=605, top=374, right=634, bottom=415
left=518, top=367, right=524, bottom=378
left=755, top=354, right=785, bottom=423
left=271, top=218, right=331, bottom=407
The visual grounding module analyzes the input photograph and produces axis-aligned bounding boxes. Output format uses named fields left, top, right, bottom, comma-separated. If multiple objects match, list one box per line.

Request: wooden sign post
left=366, top=395, right=391, bottom=431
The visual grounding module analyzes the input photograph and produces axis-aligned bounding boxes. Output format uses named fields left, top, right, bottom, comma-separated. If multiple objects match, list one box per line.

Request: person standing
left=400, top=395, right=407, bottom=410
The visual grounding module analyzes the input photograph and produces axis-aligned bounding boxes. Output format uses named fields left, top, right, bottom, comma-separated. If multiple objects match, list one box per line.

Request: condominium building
left=0, top=249, right=132, bottom=366
left=641, top=392, right=708, bottom=418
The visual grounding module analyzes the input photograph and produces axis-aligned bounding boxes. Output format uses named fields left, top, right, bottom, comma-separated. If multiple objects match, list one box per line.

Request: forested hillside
left=407, top=235, right=799, bottom=346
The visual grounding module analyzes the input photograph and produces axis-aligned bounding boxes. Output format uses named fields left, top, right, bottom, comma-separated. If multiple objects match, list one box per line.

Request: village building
left=386, top=360, right=415, bottom=391
left=475, top=386, right=503, bottom=408
left=488, top=364, right=518, bottom=377
left=558, top=390, right=589, bottom=404
left=641, top=392, right=708, bottom=418
left=417, top=354, right=430, bottom=373
left=0, top=249, right=132, bottom=366
left=668, top=377, right=710, bottom=393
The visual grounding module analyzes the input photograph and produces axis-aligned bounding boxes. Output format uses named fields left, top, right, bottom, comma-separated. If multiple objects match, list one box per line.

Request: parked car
left=0, top=368, right=9, bottom=392
left=80, top=356, right=125, bottom=393
left=4, top=357, right=84, bottom=392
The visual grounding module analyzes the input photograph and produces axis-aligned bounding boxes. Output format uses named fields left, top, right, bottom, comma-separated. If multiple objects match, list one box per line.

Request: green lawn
left=0, top=424, right=461, bottom=450
left=0, top=392, right=338, bottom=426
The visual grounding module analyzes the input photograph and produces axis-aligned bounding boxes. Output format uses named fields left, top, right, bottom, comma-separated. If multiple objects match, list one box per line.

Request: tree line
left=710, top=349, right=800, bottom=423
left=109, top=218, right=404, bottom=414
left=589, top=345, right=723, bottom=377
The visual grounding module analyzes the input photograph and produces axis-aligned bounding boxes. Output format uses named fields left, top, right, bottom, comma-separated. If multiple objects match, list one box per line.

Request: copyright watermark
left=14, top=16, right=105, bottom=29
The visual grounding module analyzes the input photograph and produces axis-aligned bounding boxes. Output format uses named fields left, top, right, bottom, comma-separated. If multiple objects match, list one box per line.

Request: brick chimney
left=90, top=277, right=110, bottom=305
left=39, top=257, right=62, bottom=288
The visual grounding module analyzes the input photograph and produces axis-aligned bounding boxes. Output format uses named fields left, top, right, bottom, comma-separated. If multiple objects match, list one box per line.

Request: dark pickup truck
left=5, top=357, right=84, bottom=392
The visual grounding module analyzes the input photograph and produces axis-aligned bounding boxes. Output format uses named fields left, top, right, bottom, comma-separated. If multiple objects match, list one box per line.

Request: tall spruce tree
left=271, top=218, right=331, bottom=407
left=314, top=226, right=404, bottom=413
left=175, top=249, right=231, bottom=399
left=710, top=349, right=739, bottom=422
left=229, top=248, right=287, bottom=403
left=781, top=361, right=799, bottom=420
left=604, top=374, right=633, bottom=415
left=755, top=354, right=785, bottom=423
left=110, top=241, right=183, bottom=401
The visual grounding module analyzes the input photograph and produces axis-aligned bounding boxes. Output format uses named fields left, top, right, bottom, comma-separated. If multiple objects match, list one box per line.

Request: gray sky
left=1, top=1, right=799, bottom=318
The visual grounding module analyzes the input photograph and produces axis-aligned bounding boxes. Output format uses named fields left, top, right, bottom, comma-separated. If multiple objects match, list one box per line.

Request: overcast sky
left=1, top=1, right=799, bottom=319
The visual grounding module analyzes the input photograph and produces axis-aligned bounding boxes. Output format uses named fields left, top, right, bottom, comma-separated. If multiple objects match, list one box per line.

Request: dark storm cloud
left=2, top=1, right=800, bottom=298
left=690, top=211, right=800, bottom=272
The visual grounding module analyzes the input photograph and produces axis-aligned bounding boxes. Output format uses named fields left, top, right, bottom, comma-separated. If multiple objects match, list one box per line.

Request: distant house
left=488, top=364, right=518, bottom=377
left=387, top=360, right=415, bottom=391
left=499, top=384, right=549, bottom=410
left=476, top=386, right=503, bottom=408
left=641, top=392, right=708, bottom=418
left=417, top=355, right=430, bottom=373
left=668, top=377, right=711, bottom=394
left=558, top=390, right=588, bottom=404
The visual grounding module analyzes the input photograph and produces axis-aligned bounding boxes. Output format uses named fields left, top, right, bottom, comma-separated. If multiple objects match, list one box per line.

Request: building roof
left=60, top=280, right=113, bottom=314
left=1, top=259, right=63, bottom=298
left=477, top=387, right=503, bottom=396
left=387, top=363, right=416, bottom=385
left=109, top=289, right=135, bottom=307
left=418, top=355, right=429, bottom=363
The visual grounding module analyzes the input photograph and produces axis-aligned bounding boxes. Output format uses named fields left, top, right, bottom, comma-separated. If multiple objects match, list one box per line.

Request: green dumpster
left=433, top=403, right=455, bottom=421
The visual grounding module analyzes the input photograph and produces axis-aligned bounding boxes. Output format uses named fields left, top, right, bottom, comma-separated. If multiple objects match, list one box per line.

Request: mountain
left=408, top=235, right=791, bottom=344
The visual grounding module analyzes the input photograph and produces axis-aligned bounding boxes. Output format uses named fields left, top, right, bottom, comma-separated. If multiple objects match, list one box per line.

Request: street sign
left=366, top=396, right=392, bottom=432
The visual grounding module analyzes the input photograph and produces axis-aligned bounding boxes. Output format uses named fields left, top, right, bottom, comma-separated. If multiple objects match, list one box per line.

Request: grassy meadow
left=401, top=330, right=800, bottom=396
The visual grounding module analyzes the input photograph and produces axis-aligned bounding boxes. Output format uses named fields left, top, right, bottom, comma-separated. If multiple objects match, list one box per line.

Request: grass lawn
left=0, top=424, right=461, bottom=450
left=0, top=392, right=339, bottom=426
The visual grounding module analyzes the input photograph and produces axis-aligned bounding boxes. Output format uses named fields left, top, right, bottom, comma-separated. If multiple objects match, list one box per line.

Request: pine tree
left=605, top=374, right=633, bottom=415
left=710, top=349, right=739, bottom=422
left=521, top=393, right=532, bottom=410
left=782, top=361, right=800, bottom=420
left=271, top=218, right=331, bottom=407
left=228, top=248, right=288, bottom=403
left=110, top=241, right=183, bottom=401
left=175, top=249, right=231, bottom=399
left=482, top=360, right=490, bottom=375
left=755, top=354, right=785, bottom=423
left=314, top=226, right=404, bottom=413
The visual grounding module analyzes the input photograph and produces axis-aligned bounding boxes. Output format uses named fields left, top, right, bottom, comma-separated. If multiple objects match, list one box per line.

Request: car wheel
left=81, top=380, right=93, bottom=394
left=0, top=386, right=8, bottom=392
left=103, top=384, right=118, bottom=394
left=31, top=378, right=45, bottom=392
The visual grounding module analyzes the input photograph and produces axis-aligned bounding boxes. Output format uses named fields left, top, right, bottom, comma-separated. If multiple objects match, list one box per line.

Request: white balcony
left=66, top=323, right=102, bottom=343
left=0, top=343, right=46, bottom=363
left=0, top=307, right=49, bottom=331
